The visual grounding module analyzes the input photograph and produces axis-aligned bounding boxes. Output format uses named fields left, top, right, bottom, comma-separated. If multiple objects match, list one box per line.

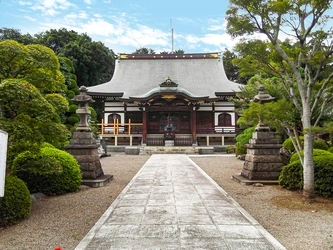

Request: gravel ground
left=0, top=153, right=332, bottom=250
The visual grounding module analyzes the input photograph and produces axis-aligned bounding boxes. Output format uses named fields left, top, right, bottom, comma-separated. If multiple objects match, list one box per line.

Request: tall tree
left=0, top=28, right=35, bottom=44
left=132, top=47, right=155, bottom=54
left=226, top=0, right=333, bottom=199
left=222, top=48, right=248, bottom=84
left=36, top=28, right=115, bottom=86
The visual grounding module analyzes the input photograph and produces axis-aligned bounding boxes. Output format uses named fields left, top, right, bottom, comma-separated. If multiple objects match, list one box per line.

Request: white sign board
left=0, top=129, right=8, bottom=197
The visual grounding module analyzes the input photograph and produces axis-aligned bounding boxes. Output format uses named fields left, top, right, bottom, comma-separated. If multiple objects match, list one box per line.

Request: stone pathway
left=75, top=154, right=286, bottom=250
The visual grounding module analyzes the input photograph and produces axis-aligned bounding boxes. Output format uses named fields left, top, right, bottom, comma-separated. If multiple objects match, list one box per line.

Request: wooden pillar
left=234, top=112, right=239, bottom=133
left=191, top=106, right=197, bottom=145
left=212, top=102, right=215, bottom=131
left=142, top=108, right=147, bottom=145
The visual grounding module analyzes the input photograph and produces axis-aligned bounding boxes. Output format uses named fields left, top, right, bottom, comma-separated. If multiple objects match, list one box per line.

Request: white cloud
left=84, top=0, right=92, bottom=4
left=18, top=1, right=33, bottom=6
left=24, top=15, right=37, bottom=21
left=83, top=19, right=120, bottom=36
left=31, top=0, right=76, bottom=16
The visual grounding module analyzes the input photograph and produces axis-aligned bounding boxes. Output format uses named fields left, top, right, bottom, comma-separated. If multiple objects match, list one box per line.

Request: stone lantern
left=233, top=85, right=283, bottom=184
left=66, top=86, right=112, bottom=187
left=252, top=85, right=275, bottom=131
left=72, top=86, right=93, bottom=132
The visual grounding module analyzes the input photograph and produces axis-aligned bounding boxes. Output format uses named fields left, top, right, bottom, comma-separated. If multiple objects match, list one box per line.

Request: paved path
left=75, top=154, right=286, bottom=250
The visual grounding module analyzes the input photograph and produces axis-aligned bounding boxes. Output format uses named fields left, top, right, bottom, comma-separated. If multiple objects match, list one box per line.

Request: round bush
left=0, top=176, right=31, bottom=227
left=282, top=136, right=304, bottom=152
left=279, top=155, right=333, bottom=197
left=67, top=115, right=79, bottom=125
left=283, top=136, right=329, bottom=152
left=328, top=147, right=333, bottom=153
left=13, top=148, right=82, bottom=195
left=289, top=149, right=333, bottom=163
left=314, top=140, right=329, bottom=150
left=235, top=127, right=255, bottom=156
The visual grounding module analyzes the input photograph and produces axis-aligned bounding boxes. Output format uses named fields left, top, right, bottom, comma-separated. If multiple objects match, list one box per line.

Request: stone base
left=125, top=146, right=141, bottom=155
left=232, top=174, right=278, bottom=185
left=165, top=140, right=174, bottom=147
left=197, top=147, right=214, bottom=155
left=81, top=174, right=113, bottom=188
left=66, top=131, right=105, bottom=179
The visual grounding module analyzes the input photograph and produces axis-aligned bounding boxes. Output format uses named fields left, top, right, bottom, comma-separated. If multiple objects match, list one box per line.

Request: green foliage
left=278, top=160, right=303, bottom=190
left=314, top=140, right=329, bottom=150
left=283, top=137, right=329, bottom=153
left=12, top=150, right=63, bottom=175
left=67, top=115, right=79, bottom=125
left=279, top=155, right=333, bottom=197
left=282, top=136, right=304, bottom=152
left=13, top=147, right=82, bottom=195
left=289, top=149, right=333, bottom=163
left=226, top=145, right=236, bottom=154
left=328, top=147, right=333, bottom=153
left=45, top=94, right=69, bottom=114
left=0, top=176, right=31, bottom=227
left=69, top=103, right=78, bottom=112
left=235, top=127, right=255, bottom=155
left=132, top=47, right=155, bottom=54
left=0, top=40, right=66, bottom=94
left=0, top=28, right=35, bottom=44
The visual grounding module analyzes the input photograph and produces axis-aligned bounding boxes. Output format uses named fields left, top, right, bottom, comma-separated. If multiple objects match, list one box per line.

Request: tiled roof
left=87, top=53, right=242, bottom=99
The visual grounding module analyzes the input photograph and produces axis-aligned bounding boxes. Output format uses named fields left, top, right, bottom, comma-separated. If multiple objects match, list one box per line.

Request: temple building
left=87, top=52, right=242, bottom=147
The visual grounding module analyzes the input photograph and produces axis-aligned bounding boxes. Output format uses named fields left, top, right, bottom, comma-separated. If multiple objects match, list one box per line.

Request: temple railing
left=97, top=119, right=143, bottom=135
left=96, top=120, right=237, bottom=135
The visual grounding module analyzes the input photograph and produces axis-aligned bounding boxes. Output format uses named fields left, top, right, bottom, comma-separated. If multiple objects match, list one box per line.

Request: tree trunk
left=302, top=106, right=315, bottom=200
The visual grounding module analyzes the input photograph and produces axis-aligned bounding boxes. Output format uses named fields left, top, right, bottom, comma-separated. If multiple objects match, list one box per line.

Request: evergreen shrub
left=13, top=148, right=82, bottom=195
left=0, top=176, right=31, bottom=227
left=282, top=136, right=304, bottom=152
left=235, top=127, right=255, bottom=156
left=314, top=140, right=329, bottom=150
left=283, top=136, right=329, bottom=152
left=328, top=147, right=333, bottom=153
left=289, top=149, right=333, bottom=163
left=279, top=155, right=333, bottom=197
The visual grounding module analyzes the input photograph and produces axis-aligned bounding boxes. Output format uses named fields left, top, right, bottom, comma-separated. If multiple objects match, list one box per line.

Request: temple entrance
left=147, top=111, right=191, bottom=134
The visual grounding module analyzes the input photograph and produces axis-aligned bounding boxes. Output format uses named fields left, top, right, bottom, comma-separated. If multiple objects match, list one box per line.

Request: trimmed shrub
left=13, top=150, right=62, bottom=176
left=283, top=136, right=329, bottom=152
left=328, top=147, right=333, bottom=153
left=67, top=115, right=79, bottom=125
left=235, top=127, right=255, bottom=156
left=289, top=149, right=333, bottom=163
left=279, top=160, right=303, bottom=190
left=314, top=140, right=329, bottom=150
left=0, top=176, right=31, bottom=227
left=13, top=148, right=82, bottom=195
left=282, top=136, right=304, bottom=152
left=279, top=155, right=333, bottom=197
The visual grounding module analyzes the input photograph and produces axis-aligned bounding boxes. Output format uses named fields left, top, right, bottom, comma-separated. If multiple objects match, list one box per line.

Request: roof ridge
left=119, top=53, right=219, bottom=60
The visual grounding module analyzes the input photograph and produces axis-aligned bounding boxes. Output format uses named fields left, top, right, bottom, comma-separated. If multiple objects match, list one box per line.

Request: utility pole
left=170, top=18, right=174, bottom=54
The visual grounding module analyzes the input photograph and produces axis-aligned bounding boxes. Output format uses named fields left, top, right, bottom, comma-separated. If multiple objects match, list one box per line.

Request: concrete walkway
left=75, top=154, right=286, bottom=250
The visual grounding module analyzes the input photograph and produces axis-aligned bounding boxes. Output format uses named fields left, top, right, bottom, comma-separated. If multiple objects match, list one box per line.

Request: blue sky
left=0, top=0, right=239, bottom=54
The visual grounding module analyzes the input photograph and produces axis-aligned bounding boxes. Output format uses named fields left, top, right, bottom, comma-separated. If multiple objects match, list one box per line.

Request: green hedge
left=279, top=155, right=333, bottom=197
left=13, top=148, right=82, bottom=195
left=289, top=149, right=333, bottom=163
left=0, top=176, right=31, bottom=227
left=328, top=147, right=333, bottom=153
